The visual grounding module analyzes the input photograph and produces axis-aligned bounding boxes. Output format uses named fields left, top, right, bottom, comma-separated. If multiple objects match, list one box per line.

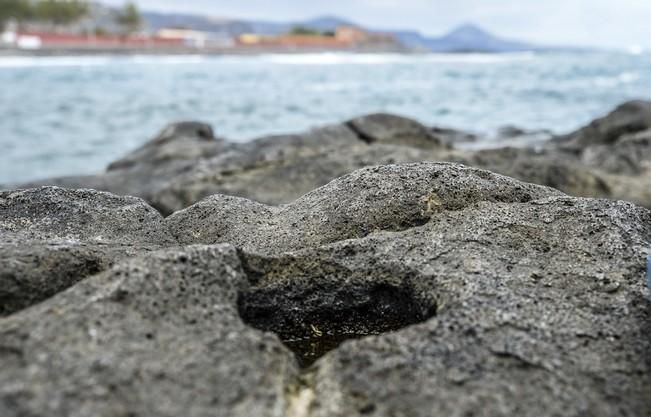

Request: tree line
left=0, top=0, right=142, bottom=33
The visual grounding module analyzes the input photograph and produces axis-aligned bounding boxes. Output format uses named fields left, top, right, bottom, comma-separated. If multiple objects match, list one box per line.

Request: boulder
left=148, top=117, right=449, bottom=214
left=152, top=144, right=436, bottom=215
left=19, top=122, right=229, bottom=207
left=0, top=245, right=296, bottom=417
left=0, top=187, right=175, bottom=315
left=19, top=116, right=450, bottom=215
left=578, top=128, right=651, bottom=175
left=430, top=126, right=479, bottom=146
left=18, top=103, right=651, bottom=211
left=557, top=100, right=651, bottom=148
left=165, top=163, right=558, bottom=254
left=218, top=164, right=650, bottom=416
left=447, top=147, right=613, bottom=200
left=346, top=113, right=443, bottom=149
left=106, top=121, right=221, bottom=172
left=1, top=163, right=650, bottom=416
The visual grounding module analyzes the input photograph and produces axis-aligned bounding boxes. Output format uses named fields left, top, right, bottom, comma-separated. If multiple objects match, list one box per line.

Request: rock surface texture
left=1, top=162, right=650, bottom=417
left=0, top=187, right=175, bottom=315
left=15, top=102, right=651, bottom=213
left=0, top=245, right=297, bottom=417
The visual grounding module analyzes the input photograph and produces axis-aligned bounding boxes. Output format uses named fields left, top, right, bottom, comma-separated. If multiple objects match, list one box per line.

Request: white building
left=156, top=28, right=234, bottom=49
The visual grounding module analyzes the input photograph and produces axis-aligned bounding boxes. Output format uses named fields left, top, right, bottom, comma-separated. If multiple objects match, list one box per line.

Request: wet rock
left=0, top=187, right=175, bottom=315
left=430, top=126, right=479, bottom=146
left=152, top=143, right=435, bottom=215
left=148, top=117, right=448, bottom=214
left=0, top=245, right=296, bottom=417
left=558, top=100, right=651, bottom=149
left=20, top=116, right=450, bottom=214
left=19, top=102, right=651, bottom=211
left=106, top=121, right=220, bottom=172
left=550, top=103, right=651, bottom=207
left=346, top=113, right=443, bottom=149
left=496, top=125, right=553, bottom=140
left=579, top=128, right=651, bottom=175
left=19, top=121, right=229, bottom=207
left=497, top=125, right=528, bottom=138
left=448, top=147, right=613, bottom=200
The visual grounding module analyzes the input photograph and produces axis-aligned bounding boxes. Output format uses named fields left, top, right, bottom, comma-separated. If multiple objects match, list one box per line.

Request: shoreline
left=12, top=102, right=651, bottom=212
left=0, top=46, right=574, bottom=57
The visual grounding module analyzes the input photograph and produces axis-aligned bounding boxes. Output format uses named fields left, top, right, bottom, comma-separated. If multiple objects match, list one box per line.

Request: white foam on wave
left=0, top=54, right=210, bottom=69
left=593, top=71, right=641, bottom=87
left=0, top=51, right=538, bottom=69
left=421, top=52, right=537, bottom=64
left=627, top=45, right=645, bottom=55
left=0, top=55, right=113, bottom=68
left=127, top=55, right=209, bottom=65
left=260, top=52, right=537, bottom=65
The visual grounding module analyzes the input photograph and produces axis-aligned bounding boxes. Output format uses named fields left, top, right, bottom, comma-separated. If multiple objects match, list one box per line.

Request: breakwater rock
left=15, top=102, right=651, bottom=214
left=1, top=162, right=650, bottom=416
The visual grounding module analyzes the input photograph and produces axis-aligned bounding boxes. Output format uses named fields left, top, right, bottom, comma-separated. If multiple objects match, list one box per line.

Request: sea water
left=1, top=50, right=651, bottom=184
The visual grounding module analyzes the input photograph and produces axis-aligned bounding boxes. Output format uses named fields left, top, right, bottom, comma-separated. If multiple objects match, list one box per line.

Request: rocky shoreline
left=1, top=102, right=650, bottom=416
left=16, top=100, right=651, bottom=214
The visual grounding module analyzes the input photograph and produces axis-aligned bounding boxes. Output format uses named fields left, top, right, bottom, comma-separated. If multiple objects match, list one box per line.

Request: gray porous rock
left=151, top=143, right=437, bottom=215
left=230, top=164, right=650, bottom=417
left=345, top=113, right=443, bottom=149
left=18, top=102, right=651, bottom=210
left=147, top=117, right=450, bottom=215
left=282, top=195, right=650, bottom=417
left=18, top=115, right=452, bottom=215
left=551, top=101, right=651, bottom=207
left=18, top=121, right=229, bottom=207
left=1, top=163, right=650, bottom=417
left=557, top=100, right=651, bottom=149
left=0, top=245, right=297, bottom=417
left=0, top=187, right=175, bottom=315
left=165, top=163, right=559, bottom=254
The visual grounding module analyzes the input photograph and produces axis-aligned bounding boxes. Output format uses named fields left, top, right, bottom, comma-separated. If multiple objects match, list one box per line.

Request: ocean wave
left=260, top=52, right=537, bottom=65
left=593, top=71, right=640, bottom=87
left=127, top=55, right=209, bottom=65
left=0, top=51, right=538, bottom=69
left=0, top=54, right=213, bottom=69
left=0, top=56, right=114, bottom=68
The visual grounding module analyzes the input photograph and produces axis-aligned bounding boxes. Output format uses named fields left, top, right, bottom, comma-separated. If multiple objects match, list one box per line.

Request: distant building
left=236, top=25, right=399, bottom=51
left=335, top=26, right=367, bottom=43
left=237, top=33, right=351, bottom=49
left=156, top=28, right=234, bottom=49
left=2, top=31, right=186, bottom=50
left=335, top=26, right=396, bottom=45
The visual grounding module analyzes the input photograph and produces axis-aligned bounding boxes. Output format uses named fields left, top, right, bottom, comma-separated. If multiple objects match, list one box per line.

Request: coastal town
left=0, top=0, right=402, bottom=53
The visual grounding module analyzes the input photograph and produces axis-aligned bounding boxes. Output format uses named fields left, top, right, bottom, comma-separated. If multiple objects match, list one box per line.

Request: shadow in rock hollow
left=238, top=280, right=437, bottom=368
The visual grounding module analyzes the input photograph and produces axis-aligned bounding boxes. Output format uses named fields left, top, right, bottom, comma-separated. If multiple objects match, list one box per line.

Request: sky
left=102, top=0, right=650, bottom=49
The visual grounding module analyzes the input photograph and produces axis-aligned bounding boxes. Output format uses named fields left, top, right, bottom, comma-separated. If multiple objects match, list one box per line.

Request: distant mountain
left=299, top=16, right=358, bottom=32
left=391, top=24, right=539, bottom=52
left=138, top=8, right=542, bottom=52
left=423, top=24, right=538, bottom=52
